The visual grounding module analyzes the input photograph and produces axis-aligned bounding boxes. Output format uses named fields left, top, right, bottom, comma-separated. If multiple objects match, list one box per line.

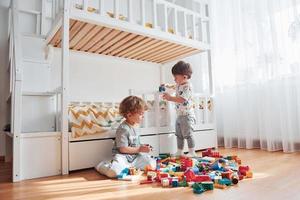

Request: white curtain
left=211, top=0, right=300, bottom=152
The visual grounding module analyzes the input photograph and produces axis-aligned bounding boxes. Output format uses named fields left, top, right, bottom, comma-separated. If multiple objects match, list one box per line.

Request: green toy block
left=201, top=181, right=214, bottom=190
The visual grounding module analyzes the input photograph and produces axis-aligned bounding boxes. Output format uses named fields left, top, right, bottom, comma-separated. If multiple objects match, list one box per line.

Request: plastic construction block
left=175, top=166, right=181, bottom=172
left=213, top=175, right=222, bottom=183
left=201, top=181, right=214, bottom=191
left=172, top=178, right=179, bottom=187
left=179, top=177, right=188, bottom=187
left=239, top=166, right=250, bottom=172
left=231, top=175, right=239, bottom=184
left=202, top=148, right=221, bottom=158
left=194, top=175, right=211, bottom=183
left=192, top=167, right=200, bottom=174
left=239, top=166, right=250, bottom=176
left=211, top=161, right=222, bottom=171
left=159, top=85, right=166, bottom=93
left=161, top=178, right=169, bottom=187
left=193, top=183, right=205, bottom=194
left=184, top=169, right=196, bottom=182
left=238, top=174, right=244, bottom=180
left=147, top=171, right=157, bottom=181
left=117, top=168, right=129, bottom=179
left=181, top=158, right=193, bottom=171
left=202, top=148, right=212, bottom=157
left=221, top=171, right=232, bottom=179
left=236, top=158, right=242, bottom=165
left=218, top=178, right=232, bottom=186
left=246, top=171, right=253, bottom=178
left=214, top=183, right=227, bottom=189
left=129, top=167, right=138, bottom=175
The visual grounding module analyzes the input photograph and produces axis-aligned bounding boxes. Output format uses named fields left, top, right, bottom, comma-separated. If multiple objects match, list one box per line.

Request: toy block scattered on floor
left=134, top=148, right=253, bottom=195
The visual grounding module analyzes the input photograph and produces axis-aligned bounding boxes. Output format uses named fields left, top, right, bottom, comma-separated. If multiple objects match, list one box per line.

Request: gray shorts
left=175, top=115, right=196, bottom=149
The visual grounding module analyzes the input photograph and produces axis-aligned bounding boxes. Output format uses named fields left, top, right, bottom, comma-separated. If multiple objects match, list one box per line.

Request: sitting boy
left=95, top=96, right=156, bottom=178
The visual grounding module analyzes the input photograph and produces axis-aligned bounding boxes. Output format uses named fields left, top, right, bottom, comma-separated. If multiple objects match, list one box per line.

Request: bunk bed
left=8, top=0, right=216, bottom=181
left=47, top=0, right=215, bottom=172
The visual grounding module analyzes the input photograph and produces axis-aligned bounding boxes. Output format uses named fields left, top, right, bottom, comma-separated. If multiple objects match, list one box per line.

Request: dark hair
left=171, top=61, right=193, bottom=79
left=119, top=96, right=147, bottom=118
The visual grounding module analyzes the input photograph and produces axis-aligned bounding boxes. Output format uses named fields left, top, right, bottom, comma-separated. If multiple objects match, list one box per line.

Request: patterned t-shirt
left=175, top=82, right=195, bottom=116
left=112, top=121, right=140, bottom=162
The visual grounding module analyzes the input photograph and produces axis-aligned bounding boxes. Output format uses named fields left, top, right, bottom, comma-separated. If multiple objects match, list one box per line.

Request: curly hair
left=119, top=96, right=147, bottom=117
left=171, top=60, right=193, bottom=79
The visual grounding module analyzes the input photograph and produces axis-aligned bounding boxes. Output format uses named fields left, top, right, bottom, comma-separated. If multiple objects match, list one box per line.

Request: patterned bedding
left=68, top=103, right=123, bottom=138
left=68, top=98, right=213, bottom=138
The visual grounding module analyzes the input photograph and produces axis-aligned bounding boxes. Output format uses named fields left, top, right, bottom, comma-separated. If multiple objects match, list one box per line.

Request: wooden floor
left=1, top=148, right=300, bottom=200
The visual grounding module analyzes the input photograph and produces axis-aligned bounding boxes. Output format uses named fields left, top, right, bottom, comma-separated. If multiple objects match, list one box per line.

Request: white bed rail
left=62, top=0, right=210, bottom=44
left=129, top=89, right=215, bottom=132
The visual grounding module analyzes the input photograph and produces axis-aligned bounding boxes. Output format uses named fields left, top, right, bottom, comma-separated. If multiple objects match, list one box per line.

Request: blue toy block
left=172, top=179, right=179, bottom=187
left=218, top=178, right=232, bottom=186
left=192, top=167, right=199, bottom=174
left=117, top=168, right=129, bottom=179
left=159, top=85, right=166, bottom=92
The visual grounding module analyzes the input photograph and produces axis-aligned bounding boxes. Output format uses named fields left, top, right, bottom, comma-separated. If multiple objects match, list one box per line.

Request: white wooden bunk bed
left=7, top=0, right=215, bottom=181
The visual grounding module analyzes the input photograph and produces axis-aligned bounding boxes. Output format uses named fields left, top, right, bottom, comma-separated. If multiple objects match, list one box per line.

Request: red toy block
left=202, top=148, right=212, bottom=157
left=238, top=174, right=244, bottom=180
left=180, top=157, right=193, bottom=171
left=239, top=166, right=249, bottom=171
left=184, top=169, right=196, bottom=182
left=194, top=175, right=211, bottom=183
left=160, top=173, right=169, bottom=178
left=202, top=148, right=221, bottom=158
left=221, top=171, right=232, bottom=179
left=239, top=166, right=250, bottom=176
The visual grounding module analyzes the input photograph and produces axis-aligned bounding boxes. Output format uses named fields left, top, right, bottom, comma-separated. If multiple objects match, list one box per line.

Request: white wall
left=161, top=52, right=211, bottom=94
left=51, top=49, right=161, bottom=102
left=0, top=1, right=10, bottom=156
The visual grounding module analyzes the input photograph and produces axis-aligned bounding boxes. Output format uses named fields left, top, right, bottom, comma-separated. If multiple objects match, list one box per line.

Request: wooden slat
left=101, top=33, right=137, bottom=55
left=89, top=29, right=121, bottom=52
left=128, top=40, right=166, bottom=59
left=73, top=25, right=103, bottom=50
left=141, top=43, right=179, bottom=61
left=123, top=39, right=160, bottom=58
left=153, top=48, right=195, bottom=63
left=110, top=35, right=146, bottom=56
left=148, top=45, right=189, bottom=62
left=58, top=20, right=84, bottom=48
left=133, top=41, right=173, bottom=60
left=50, top=19, right=76, bottom=47
left=47, top=19, right=204, bottom=64
left=95, top=31, right=130, bottom=54
left=81, top=27, right=113, bottom=51
left=116, top=37, right=153, bottom=57
left=160, top=49, right=200, bottom=63
left=49, top=27, right=61, bottom=46
left=70, top=23, right=95, bottom=49
left=150, top=46, right=192, bottom=62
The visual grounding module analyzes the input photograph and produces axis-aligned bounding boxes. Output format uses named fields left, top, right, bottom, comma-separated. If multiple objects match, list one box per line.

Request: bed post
left=12, top=0, right=23, bottom=182
left=61, top=0, right=70, bottom=175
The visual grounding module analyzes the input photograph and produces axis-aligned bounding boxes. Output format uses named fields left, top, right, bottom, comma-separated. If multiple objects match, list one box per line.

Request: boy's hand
left=162, top=93, right=172, bottom=101
left=139, top=144, right=151, bottom=153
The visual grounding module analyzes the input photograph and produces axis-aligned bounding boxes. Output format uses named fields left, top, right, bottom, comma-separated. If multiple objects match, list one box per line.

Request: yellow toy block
left=214, top=183, right=226, bottom=189
left=246, top=171, right=253, bottom=178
